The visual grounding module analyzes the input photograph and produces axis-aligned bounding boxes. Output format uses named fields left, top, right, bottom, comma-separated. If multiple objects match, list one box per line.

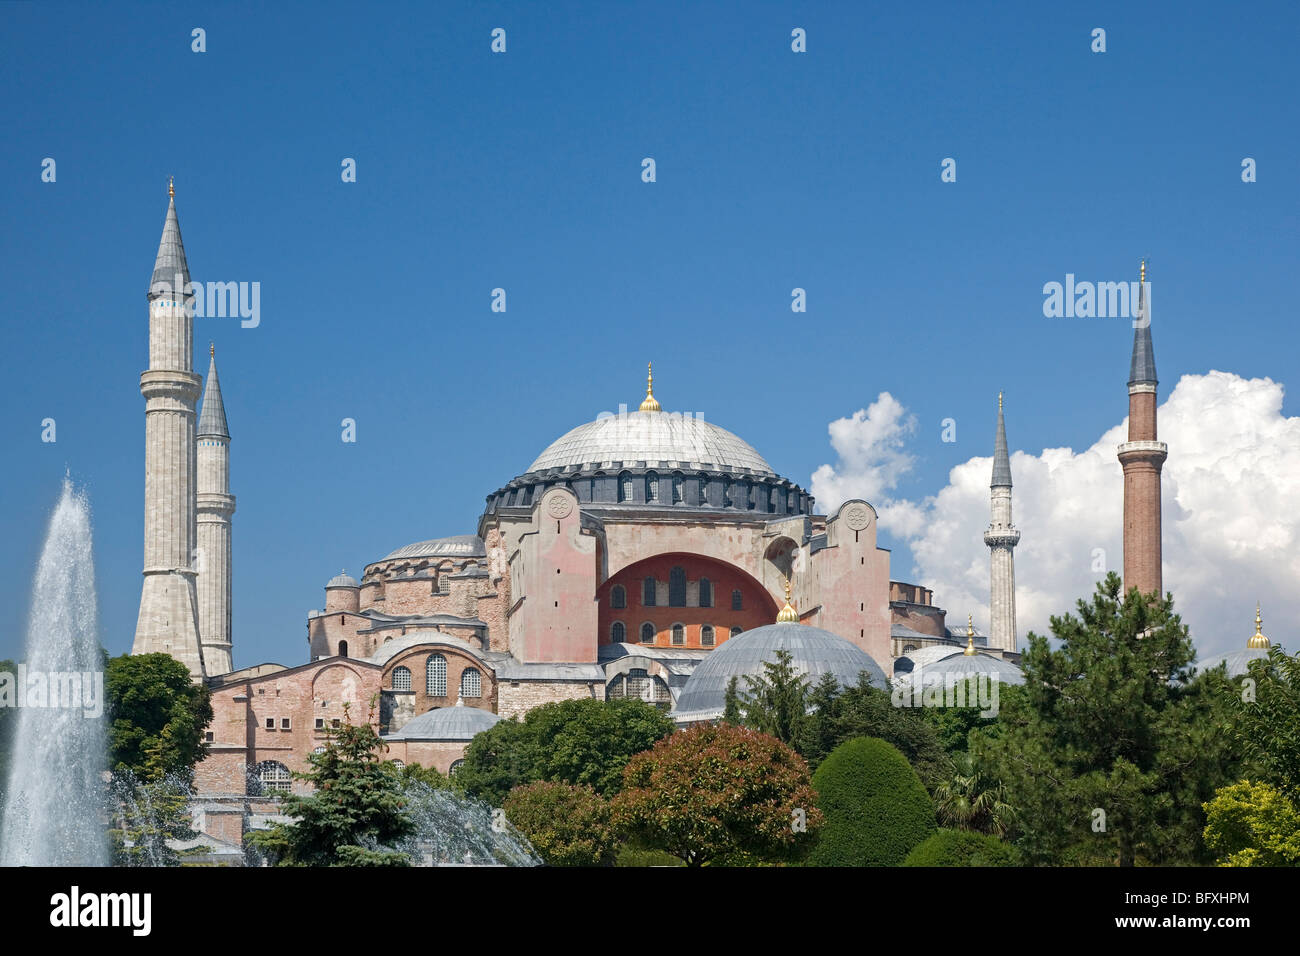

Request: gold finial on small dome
left=964, top=614, right=977, bottom=655
left=639, top=362, right=661, bottom=412
left=168, top=176, right=174, bottom=199
left=1248, top=602, right=1270, bottom=649
left=776, top=579, right=798, bottom=623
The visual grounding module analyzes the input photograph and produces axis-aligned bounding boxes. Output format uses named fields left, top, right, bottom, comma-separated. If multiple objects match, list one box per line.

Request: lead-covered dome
left=528, top=410, right=774, bottom=475
left=672, top=622, right=888, bottom=720
left=383, top=703, right=502, bottom=741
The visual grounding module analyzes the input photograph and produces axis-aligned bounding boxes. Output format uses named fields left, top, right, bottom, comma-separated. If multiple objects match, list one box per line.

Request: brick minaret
left=132, top=180, right=205, bottom=678
left=197, top=345, right=235, bottom=675
left=1117, top=260, right=1167, bottom=598
left=983, top=393, right=1019, bottom=652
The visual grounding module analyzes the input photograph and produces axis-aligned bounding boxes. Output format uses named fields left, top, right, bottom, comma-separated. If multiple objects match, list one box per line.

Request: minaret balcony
left=984, top=529, right=1020, bottom=548
left=1117, top=440, right=1168, bottom=463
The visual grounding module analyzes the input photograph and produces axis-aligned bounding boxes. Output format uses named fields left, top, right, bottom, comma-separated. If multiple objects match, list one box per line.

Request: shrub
left=902, top=828, right=1018, bottom=866
left=807, top=736, right=935, bottom=866
left=503, top=781, right=617, bottom=867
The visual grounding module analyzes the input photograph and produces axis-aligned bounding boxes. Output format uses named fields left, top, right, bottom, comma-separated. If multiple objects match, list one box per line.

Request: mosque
left=126, top=188, right=1275, bottom=853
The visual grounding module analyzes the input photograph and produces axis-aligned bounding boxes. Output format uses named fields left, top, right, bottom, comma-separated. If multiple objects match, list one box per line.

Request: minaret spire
left=984, top=393, right=1020, bottom=653
left=1118, top=258, right=1168, bottom=598
left=196, top=346, right=236, bottom=675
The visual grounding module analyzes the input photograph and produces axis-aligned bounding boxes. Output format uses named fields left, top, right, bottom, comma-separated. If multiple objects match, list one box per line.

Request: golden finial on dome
left=776, top=579, right=799, bottom=623
left=639, top=362, right=662, bottom=412
left=1248, top=602, right=1270, bottom=649
left=168, top=176, right=174, bottom=199
left=964, top=614, right=977, bottom=655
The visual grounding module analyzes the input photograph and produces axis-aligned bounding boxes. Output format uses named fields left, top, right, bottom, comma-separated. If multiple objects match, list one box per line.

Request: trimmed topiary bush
left=902, top=828, right=1019, bottom=866
left=808, top=736, right=935, bottom=866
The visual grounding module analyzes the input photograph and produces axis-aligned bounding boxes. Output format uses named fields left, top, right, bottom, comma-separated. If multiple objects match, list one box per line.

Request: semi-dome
left=672, top=622, right=888, bottom=719
left=383, top=702, right=502, bottom=741
left=528, top=410, right=774, bottom=475
left=893, top=652, right=1025, bottom=688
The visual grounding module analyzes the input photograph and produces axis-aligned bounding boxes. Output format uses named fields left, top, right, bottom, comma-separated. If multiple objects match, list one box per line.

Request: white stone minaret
left=196, top=345, right=235, bottom=675
left=132, top=181, right=205, bottom=678
left=983, top=393, right=1020, bottom=653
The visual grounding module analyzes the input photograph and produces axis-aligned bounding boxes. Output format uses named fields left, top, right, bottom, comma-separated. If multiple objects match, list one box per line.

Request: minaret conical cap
left=149, top=181, right=191, bottom=298
left=197, top=347, right=230, bottom=439
left=991, top=392, right=1012, bottom=488
left=1129, top=259, right=1157, bottom=386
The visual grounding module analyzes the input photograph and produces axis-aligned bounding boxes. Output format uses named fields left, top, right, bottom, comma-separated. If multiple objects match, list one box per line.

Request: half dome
left=383, top=704, right=502, bottom=741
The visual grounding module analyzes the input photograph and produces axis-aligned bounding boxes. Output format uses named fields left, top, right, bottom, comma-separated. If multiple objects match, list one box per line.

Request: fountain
left=0, top=480, right=109, bottom=866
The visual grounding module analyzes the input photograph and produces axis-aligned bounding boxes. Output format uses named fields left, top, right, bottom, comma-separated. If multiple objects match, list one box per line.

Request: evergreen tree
left=974, top=573, right=1240, bottom=865
left=1230, top=645, right=1300, bottom=797
left=247, top=705, right=414, bottom=866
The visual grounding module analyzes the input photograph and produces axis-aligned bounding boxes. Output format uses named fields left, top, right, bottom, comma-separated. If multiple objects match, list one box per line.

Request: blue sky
left=1, top=1, right=1296, bottom=666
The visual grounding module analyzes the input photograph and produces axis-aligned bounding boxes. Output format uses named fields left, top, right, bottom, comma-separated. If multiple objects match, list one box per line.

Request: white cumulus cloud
left=811, top=372, right=1300, bottom=659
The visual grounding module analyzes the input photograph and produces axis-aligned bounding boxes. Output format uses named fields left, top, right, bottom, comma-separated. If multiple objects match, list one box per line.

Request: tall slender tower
left=1117, top=260, right=1167, bottom=598
left=984, top=393, right=1020, bottom=652
left=132, top=180, right=205, bottom=678
left=196, top=345, right=235, bottom=675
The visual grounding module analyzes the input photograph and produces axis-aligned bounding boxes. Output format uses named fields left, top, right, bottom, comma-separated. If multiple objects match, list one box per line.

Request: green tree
left=504, top=781, right=618, bottom=866
left=795, top=674, right=952, bottom=790
left=1203, top=780, right=1300, bottom=867
left=613, top=723, right=821, bottom=867
left=933, top=752, right=1017, bottom=837
left=455, top=698, right=673, bottom=805
left=1229, top=645, right=1300, bottom=797
left=807, top=737, right=935, bottom=867
left=902, top=828, right=1019, bottom=867
left=247, top=706, right=413, bottom=866
left=974, top=574, right=1240, bottom=866
left=726, top=648, right=810, bottom=745
left=106, top=653, right=213, bottom=780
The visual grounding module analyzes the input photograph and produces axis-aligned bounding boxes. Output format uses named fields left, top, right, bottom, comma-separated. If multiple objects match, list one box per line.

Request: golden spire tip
left=1249, top=602, right=1270, bottom=649
left=964, top=614, right=977, bottom=655
left=1140, top=258, right=1146, bottom=283
left=776, top=578, right=799, bottom=623
left=638, top=361, right=661, bottom=412
left=209, top=341, right=215, bottom=357
left=168, top=176, right=174, bottom=199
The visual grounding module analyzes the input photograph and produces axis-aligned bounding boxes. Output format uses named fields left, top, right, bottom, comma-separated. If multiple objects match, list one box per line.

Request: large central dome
left=528, top=410, right=774, bottom=475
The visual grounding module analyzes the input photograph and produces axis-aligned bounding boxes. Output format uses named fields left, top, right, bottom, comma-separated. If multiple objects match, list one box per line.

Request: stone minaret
left=197, top=345, right=235, bottom=675
left=132, top=181, right=205, bottom=678
left=1117, top=260, right=1167, bottom=598
left=983, top=393, right=1020, bottom=653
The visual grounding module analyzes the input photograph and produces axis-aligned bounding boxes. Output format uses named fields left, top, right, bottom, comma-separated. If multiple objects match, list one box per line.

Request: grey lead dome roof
left=382, top=534, right=487, bottom=561
left=326, top=571, right=358, bottom=588
left=528, top=411, right=774, bottom=475
left=672, top=622, right=888, bottom=718
left=383, top=704, right=502, bottom=741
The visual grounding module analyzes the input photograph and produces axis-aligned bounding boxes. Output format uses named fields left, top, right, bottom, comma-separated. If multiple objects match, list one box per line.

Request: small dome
left=528, top=411, right=774, bottom=475
left=893, top=652, right=1025, bottom=687
left=326, top=570, right=358, bottom=588
left=1192, top=646, right=1271, bottom=680
left=893, top=644, right=966, bottom=673
left=384, top=704, right=502, bottom=741
left=672, top=622, right=888, bottom=718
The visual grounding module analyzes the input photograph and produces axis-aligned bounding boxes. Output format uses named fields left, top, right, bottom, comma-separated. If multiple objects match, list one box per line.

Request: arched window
left=618, top=471, right=632, bottom=502
left=611, top=621, right=626, bottom=643
left=392, top=759, right=405, bottom=770
left=722, top=480, right=733, bottom=508
left=669, top=566, right=686, bottom=606
left=672, top=473, right=684, bottom=504
left=338, top=639, right=348, bottom=658
left=392, top=666, right=412, bottom=692
left=699, top=577, right=712, bottom=607
left=640, top=622, right=655, bottom=644
left=643, top=577, right=657, bottom=606
left=671, top=623, right=685, bottom=646
left=460, top=668, right=482, bottom=699
left=251, top=761, right=292, bottom=795
left=449, top=759, right=464, bottom=775
left=313, top=746, right=326, bottom=754
left=426, top=654, right=447, bottom=697
left=788, top=489, right=796, bottom=512
left=697, top=473, right=711, bottom=506
left=611, top=585, right=626, bottom=609
left=732, top=589, right=743, bottom=611
left=701, top=625, right=715, bottom=646
left=730, top=627, right=743, bottom=638
left=646, top=472, right=659, bottom=503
